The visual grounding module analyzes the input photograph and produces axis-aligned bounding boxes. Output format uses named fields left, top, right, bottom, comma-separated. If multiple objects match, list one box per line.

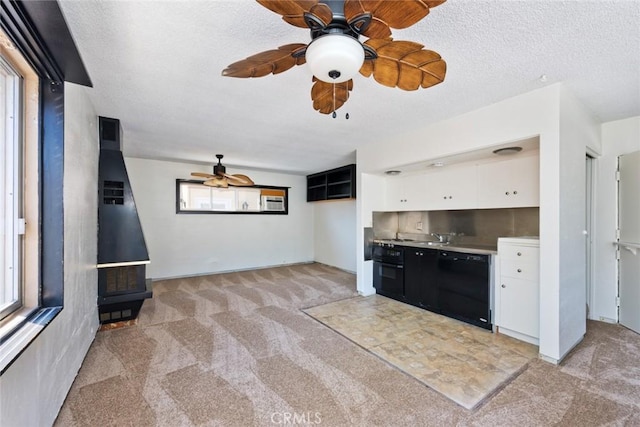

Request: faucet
left=431, top=232, right=447, bottom=243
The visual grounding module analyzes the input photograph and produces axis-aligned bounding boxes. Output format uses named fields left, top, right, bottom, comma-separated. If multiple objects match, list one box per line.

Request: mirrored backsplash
left=373, top=208, right=539, bottom=249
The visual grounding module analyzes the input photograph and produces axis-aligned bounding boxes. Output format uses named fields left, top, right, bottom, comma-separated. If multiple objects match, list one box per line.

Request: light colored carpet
left=304, top=295, right=538, bottom=409
left=54, top=263, right=640, bottom=426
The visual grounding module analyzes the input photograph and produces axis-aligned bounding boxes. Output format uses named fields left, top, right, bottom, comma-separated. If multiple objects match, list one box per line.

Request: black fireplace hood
left=97, top=117, right=149, bottom=265
left=97, top=117, right=152, bottom=324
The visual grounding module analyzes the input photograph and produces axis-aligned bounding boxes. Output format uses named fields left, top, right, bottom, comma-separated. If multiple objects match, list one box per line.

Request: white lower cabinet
left=495, top=237, right=540, bottom=345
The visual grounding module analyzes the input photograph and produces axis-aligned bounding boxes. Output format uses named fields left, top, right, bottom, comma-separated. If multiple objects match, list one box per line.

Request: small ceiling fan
left=191, top=154, right=255, bottom=188
left=222, top=0, right=447, bottom=115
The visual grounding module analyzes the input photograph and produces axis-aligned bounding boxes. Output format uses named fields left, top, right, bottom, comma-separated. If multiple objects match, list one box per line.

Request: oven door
left=373, top=261, right=404, bottom=299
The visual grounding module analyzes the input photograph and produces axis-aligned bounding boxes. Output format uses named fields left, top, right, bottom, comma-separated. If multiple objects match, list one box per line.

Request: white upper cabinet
left=476, top=155, right=539, bottom=209
left=423, top=166, right=478, bottom=210
left=383, top=152, right=539, bottom=211
left=385, top=173, right=427, bottom=211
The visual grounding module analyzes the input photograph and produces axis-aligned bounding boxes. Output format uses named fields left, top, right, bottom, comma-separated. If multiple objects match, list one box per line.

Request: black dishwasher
left=437, top=251, right=491, bottom=330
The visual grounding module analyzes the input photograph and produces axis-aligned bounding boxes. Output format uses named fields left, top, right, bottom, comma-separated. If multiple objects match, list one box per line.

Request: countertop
left=373, top=239, right=498, bottom=255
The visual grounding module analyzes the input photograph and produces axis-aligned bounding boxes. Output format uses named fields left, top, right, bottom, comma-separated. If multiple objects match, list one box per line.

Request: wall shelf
left=307, top=164, right=356, bottom=202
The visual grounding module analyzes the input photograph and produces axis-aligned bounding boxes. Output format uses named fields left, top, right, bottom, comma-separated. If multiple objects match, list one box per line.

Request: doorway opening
left=585, top=154, right=596, bottom=319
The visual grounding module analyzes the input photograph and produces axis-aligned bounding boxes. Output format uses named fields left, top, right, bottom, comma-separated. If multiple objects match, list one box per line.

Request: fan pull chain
left=332, top=83, right=337, bottom=118
left=329, top=83, right=351, bottom=119
left=345, top=84, right=349, bottom=119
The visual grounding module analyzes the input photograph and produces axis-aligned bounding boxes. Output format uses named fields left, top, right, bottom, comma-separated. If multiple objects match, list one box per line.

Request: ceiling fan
left=222, top=0, right=447, bottom=115
left=191, top=154, right=255, bottom=188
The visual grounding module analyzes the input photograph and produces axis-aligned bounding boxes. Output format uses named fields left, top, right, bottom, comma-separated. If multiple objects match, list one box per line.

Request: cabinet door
left=498, top=276, right=539, bottom=338
left=404, top=248, right=439, bottom=310
left=404, top=249, right=423, bottom=303
left=424, top=166, right=478, bottom=210
left=385, top=175, right=406, bottom=211
left=419, top=249, right=439, bottom=311
left=477, top=155, right=539, bottom=208
left=385, top=174, right=426, bottom=211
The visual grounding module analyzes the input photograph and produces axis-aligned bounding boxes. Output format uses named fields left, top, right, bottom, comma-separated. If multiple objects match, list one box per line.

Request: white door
left=618, top=150, right=640, bottom=334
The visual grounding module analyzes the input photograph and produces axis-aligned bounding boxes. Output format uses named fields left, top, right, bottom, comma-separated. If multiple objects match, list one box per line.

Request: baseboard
left=358, top=287, right=376, bottom=297
left=149, top=260, right=352, bottom=282
left=539, top=332, right=585, bottom=365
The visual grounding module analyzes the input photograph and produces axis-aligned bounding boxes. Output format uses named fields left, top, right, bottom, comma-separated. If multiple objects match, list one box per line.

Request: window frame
left=176, top=179, right=289, bottom=215
left=0, top=55, right=24, bottom=320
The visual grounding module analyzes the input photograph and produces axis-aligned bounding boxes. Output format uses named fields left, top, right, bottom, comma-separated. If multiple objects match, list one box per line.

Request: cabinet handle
left=517, top=268, right=522, bottom=273
left=517, top=252, right=522, bottom=256
left=501, top=284, right=506, bottom=288
left=505, top=191, right=510, bottom=195
left=443, top=196, right=447, bottom=199
left=513, top=190, right=518, bottom=195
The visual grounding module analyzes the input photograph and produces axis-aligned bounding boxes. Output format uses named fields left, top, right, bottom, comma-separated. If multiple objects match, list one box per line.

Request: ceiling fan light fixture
left=305, top=34, right=364, bottom=84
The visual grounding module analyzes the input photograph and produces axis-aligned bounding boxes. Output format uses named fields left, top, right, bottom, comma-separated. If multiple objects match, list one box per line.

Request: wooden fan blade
left=311, top=78, right=353, bottom=114
left=191, top=172, right=216, bottom=179
left=225, top=174, right=255, bottom=187
left=283, top=4, right=333, bottom=28
left=360, top=39, right=446, bottom=90
left=222, top=44, right=307, bottom=78
left=203, top=177, right=229, bottom=188
left=344, top=0, right=445, bottom=30
left=257, top=0, right=323, bottom=28
left=358, top=17, right=392, bottom=39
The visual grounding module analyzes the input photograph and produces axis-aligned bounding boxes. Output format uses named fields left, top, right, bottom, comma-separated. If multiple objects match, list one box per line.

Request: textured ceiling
left=58, top=0, right=640, bottom=174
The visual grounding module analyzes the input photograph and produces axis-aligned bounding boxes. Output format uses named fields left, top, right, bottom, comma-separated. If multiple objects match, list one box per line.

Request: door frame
left=585, top=152, right=597, bottom=319
left=616, top=150, right=640, bottom=332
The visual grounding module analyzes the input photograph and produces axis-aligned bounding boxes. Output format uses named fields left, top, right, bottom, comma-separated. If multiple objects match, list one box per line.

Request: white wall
left=313, top=200, right=356, bottom=272
left=556, top=86, right=601, bottom=358
left=357, top=83, right=595, bottom=362
left=593, top=116, right=640, bottom=321
left=125, top=158, right=314, bottom=279
left=0, top=84, right=99, bottom=425
left=356, top=172, right=387, bottom=296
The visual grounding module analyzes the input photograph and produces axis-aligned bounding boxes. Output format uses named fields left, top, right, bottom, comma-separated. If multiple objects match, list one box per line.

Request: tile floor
left=304, top=295, right=538, bottom=409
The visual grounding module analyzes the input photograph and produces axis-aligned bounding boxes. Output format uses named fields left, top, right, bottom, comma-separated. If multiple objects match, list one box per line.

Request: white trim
left=96, top=260, right=150, bottom=269
left=0, top=54, right=22, bottom=320
left=0, top=307, right=60, bottom=374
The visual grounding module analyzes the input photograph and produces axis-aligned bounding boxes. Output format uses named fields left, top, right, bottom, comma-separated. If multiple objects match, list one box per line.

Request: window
left=0, top=28, right=43, bottom=351
left=0, top=56, right=23, bottom=320
left=177, top=180, right=288, bottom=214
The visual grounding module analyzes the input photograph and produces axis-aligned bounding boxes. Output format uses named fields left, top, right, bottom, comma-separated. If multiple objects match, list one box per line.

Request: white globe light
left=305, top=34, right=365, bottom=83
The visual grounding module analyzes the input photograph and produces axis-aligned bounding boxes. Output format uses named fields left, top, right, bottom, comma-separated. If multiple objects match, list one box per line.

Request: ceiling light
left=492, top=146, right=523, bottom=155
left=305, top=34, right=365, bottom=84
left=384, top=170, right=401, bottom=176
